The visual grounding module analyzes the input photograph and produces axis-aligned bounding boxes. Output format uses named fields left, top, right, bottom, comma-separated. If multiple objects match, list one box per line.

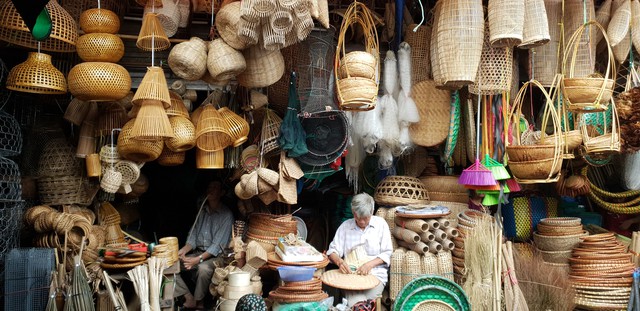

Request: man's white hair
left=351, top=193, right=375, bottom=218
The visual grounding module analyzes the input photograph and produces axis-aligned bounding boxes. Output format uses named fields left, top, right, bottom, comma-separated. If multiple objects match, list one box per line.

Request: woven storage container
left=469, top=22, right=514, bottom=95
left=436, top=0, right=484, bottom=89
left=117, top=119, right=163, bottom=162
left=419, top=176, right=469, bottom=204
left=374, top=175, right=430, bottom=206
left=166, top=116, right=196, bottom=152
left=335, top=1, right=379, bottom=111
left=6, top=52, right=67, bottom=95
left=0, top=0, right=78, bottom=52
left=38, top=138, right=82, bottom=177
left=409, top=80, right=451, bottom=146
left=68, top=62, right=131, bottom=101
left=168, top=37, right=208, bottom=81
left=158, top=147, right=185, bottom=166
left=405, top=24, right=431, bottom=84
left=530, top=0, right=562, bottom=86
left=337, top=51, right=377, bottom=80
left=143, top=0, right=180, bottom=37
left=207, top=39, right=246, bottom=81
left=215, top=2, right=249, bottom=50
left=218, top=107, right=249, bottom=147
left=488, top=0, right=524, bottom=47
left=519, top=0, right=550, bottom=49
left=237, top=45, right=284, bottom=88
left=38, top=176, right=88, bottom=206
left=79, top=8, right=120, bottom=34
left=196, top=148, right=224, bottom=169
left=195, top=105, right=233, bottom=152
left=76, top=33, right=125, bottom=63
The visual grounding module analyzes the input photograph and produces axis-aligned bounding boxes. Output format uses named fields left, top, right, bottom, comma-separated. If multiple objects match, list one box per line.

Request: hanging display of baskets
left=6, top=52, right=67, bottom=95
left=67, top=62, right=131, bottom=101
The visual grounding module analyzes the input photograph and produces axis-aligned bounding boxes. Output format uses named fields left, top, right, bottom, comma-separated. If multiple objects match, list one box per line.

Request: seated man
left=175, top=181, right=234, bottom=309
left=327, top=193, right=393, bottom=307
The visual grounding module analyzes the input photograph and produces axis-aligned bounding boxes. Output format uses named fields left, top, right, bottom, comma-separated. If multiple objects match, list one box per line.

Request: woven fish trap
left=0, top=110, right=22, bottom=157
left=167, top=91, right=190, bottom=118
left=488, top=0, right=524, bottom=47
left=207, top=39, right=246, bottom=81
left=258, top=109, right=282, bottom=156
left=76, top=121, right=96, bottom=158
left=218, top=107, right=249, bottom=147
left=0, top=0, right=78, bottom=52
left=215, top=2, right=250, bottom=50
left=195, top=105, right=233, bottom=152
left=117, top=119, right=163, bottom=162
left=79, top=8, right=120, bottom=34
left=168, top=37, right=208, bottom=81
left=563, top=0, right=596, bottom=78
left=5, top=52, right=67, bottom=95
left=38, top=138, right=82, bottom=178
left=166, top=116, right=196, bottom=152
left=76, top=33, right=125, bottom=63
left=469, top=22, right=514, bottom=95
left=262, top=23, right=285, bottom=51
left=133, top=66, right=171, bottom=108
left=335, top=1, right=379, bottom=110
left=68, top=62, right=131, bottom=102
left=270, top=7, right=293, bottom=35
left=530, top=0, right=562, bottom=85
left=239, top=18, right=261, bottom=47
left=519, top=0, right=550, bottom=49
left=409, top=80, right=451, bottom=146
left=143, top=0, right=180, bottom=37
left=608, top=0, right=631, bottom=47
left=37, top=176, right=88, bottom=206
left=96, top=103, right=127, bottom=137
left=405, top=24, right=431, bottom=85
left=436, top=0, right=484, bottom=89
left=374, top=175, right=431, bottom=206
left=195, top=148, right=224, bottom=169
left=158, top=147, right=185, bottom=166
left=430, top=1, right=444, bottom=86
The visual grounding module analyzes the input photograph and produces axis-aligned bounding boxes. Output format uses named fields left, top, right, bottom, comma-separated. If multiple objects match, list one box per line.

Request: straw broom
left=128, top=265, right=151, bottom=311
left=46, top=271, right=59, bottom=311
left=103, top=271, right=127, bottom=311
left=462, top=215, right=496, bottom=311
left=64, top=256, right=95, bottom=311
left=148, top=257, right=167, bottom=311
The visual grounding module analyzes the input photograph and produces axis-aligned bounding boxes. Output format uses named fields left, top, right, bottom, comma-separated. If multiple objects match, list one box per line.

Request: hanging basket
left=506, top=79, right=563, bottom=183
left=195, top=104, right=233, bottom=152
left=76, top=33, right=125, bottom=63
left=469, top=21, right=514, bottom=95
left=259, top=109, right=282, bottom=156
left=488, top=0, right=524, bottom=47
left=530, top=0, right=563, bottom=86
left=117, top=119, right=163, bottom=162
left=334, top=1, right=379, bottom=111
left=168, top=37, right=208, bottom=81
left=518, top=0, right=550, bottom=49
left=6, top=52, right=67, bottom=95
left=580, top=104, right=621, bottom=155
left=562, top=21, right=616, bottom=112
left=207, top=39, right=246, bottom=81
left=166, top=115, right=196, bottom=152
left=143, top=0, right=180, bottom=37
left=215, top=2, right=250, bottom=50
left=218, top=107, right=250, bottom=147
left=195, top=148, right=224, bottom=169
left=79, top=8, right=120, bottom=34
left=68, top=62, right=131, bottom=101
left=405, top=24, right=431, bottom=85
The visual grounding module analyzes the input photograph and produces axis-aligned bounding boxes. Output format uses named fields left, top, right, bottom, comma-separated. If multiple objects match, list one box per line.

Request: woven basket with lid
left=374, top=175, right=431, bottom=206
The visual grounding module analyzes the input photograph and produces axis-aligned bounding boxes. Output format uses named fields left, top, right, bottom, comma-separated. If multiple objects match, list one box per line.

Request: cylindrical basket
left=86, top=154, right=102, bottom=177
left=195, top=105, right=233, bottom=152
left=488, top=0, right=524, bottom=47
left=196, top=148, right=224, bottom=169
left=469, top=22, right=514, bottom=95
left=168, top=37, right=208, bottom=81
left=519, top=0, right=550, bottom=49
left=405, top=24, right=431, bottom=84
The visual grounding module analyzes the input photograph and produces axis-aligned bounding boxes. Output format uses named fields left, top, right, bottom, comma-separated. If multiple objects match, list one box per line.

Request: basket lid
left=320, top=269, right=380, bottom=290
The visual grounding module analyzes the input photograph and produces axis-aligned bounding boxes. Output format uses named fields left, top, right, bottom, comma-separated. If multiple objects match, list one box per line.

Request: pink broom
left=459, top=94, right=497, bottom=186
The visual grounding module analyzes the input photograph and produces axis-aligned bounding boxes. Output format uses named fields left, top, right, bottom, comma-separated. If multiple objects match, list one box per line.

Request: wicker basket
left=409, top=80, right=451, bottom=146
left=519, top=0, right=550, bottom=49
left=132, top=66, right=171, bottom=108
left=136, top=12, right=171, bottom=52
left=207, top=39, right=246, bottom=81
left=215, top=2, right=250, bottom=50
left=581, top=104, right=621, bottom=155
left=38, top=138, right=82, bottom=177
left=195, top=148, right=224, bottom=169
left=117, top=119, right=163, bottom=162
left=168, top=37, right=208, bottom=81
left=195, top=105, right=233, bottom=152
left=76, top=33, right=124, bottom=63
left=338, top=51, right=377, bottom=80
left=68, top=62, right=131, bottom=101
left=166, top=116, right=196, bottom=152
left=237, top=45, right=284, bottom=88
left=537, top=248, right=572, bottom=264
left=6, top=52, right=67, bottom=95
left=405, top=24, right=431, bottom=85
left=63, top=98, right=89, bottom=126
left=157, top=147, right=185, bottom=166
left=335, top=1, right=379, bottom=111
left=167, top=91, right=190, bottom=118
left=79, top=8, right=120, bottom=34
left=218, top=107, right=249, bottom=147
left=488, top=0, right=524, bottom=47
left=374, top=175, right=430, bottom=206
left=469, top=21, right=513, bottom=95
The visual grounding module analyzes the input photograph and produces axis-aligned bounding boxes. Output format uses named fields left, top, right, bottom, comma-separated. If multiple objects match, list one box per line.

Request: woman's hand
left=356, top=262, right=372, bottom=275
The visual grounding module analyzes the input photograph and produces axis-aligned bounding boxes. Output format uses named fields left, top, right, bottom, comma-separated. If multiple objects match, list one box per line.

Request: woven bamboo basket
left=143, top=0, right=180, bottom=37
left=166, top=116, right=196, bottom=152
left=488, top=0, right=524, bottom=47
left=167, top=91, right=190, bottom=118
left=259, top=109, right=282, bottom=156
left=157, top=146, right=185, bottom=166
left=117, top=119, right=164, bottom=162
left=86, top=154, right=101, bottom=177
left=76, top=33, right=125, bottom=63
left=207, top=39, right=246, bottom=81
left=608, top=0, right=631, bottom=46
left=335, top=1, right=379, bottom=111
left=38, top=138, right=82, bottom=177
left=6, top=52, right=67, bottom=95
left=390, top=248, right=405, bottom=301
left=195, top=148, right=224, bottom=169
left=580, top=104, right=621, bottom=155
left=136, top=12, right=171, bottom=51
left=395, top=217, right=429, bottom=232
left=506, top=79, right=563, bottom=184
left=269, top=7, right=293, bottom=35
left=168, top=37, right=208, bottom=81
left=435, top=0, right=484, bottom=89
left=337, top=51, right=377, bottom=80
left=195, top=105, right=233, bottom=152
left=402, top=250, right=422, bottom=286
left=79, top=8, right=120, bottom=34
left=100, top=168, right=122, bottom=193
left=430, top=1, right=444, bottom=86
left=393, top=227, right=421, bottom=244
left=237, top=45, right=284, bottom=88
left=519, top=0, right=550, bottom=49
left=218, top=107, right=249, bottom=147
left=114, top=160, right=141, bottom=187
left=374, top=175, right=430, bottom=206
left=530, top=0, right=562, bottom=86
left=409, top=80, right=451, bottom=146
left=132, top=66, right=171, bottom=108
left=215, top=2, right=249, bottom=50
left=63, top=98, right=89, bottom=126
left=469, top=22, right=513, bottom=95
left=100, top=144, right=120, bottom=164
left=130, top=99, right=175, bottom=140
left=68, top=62, right=131, bottom=101
left=38, top=176, right=87, bottom=206
left=238, top=18, right=261, bottom=47
left=0, top=0, right=78, bottom=52
left=76, top=120, right=96, bottom=158
left=405, top=24, right=431, bottom=84
left=538, top=129, right=583, bottom=153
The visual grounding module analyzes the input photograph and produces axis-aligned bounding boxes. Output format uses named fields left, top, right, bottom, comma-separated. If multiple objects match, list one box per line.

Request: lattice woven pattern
left=76, top=33, right=125, bottom=63
left=0, top=110, right=22, bottom=157
left=117, top=119, right=163, bottom=162
left=3, top=247, right=54, bottom=311
left=166, top=116, right=196, bottom=152
left=6, top=52, right=67, bottom=95
left=62, top=0, right=125, bottom=28
left=78, top=8, right=120, bottom=34
left=68, top=62, right=131, bottom=101
left=405, top=25, right=431, bottom=85
left=0, top=201, right=24, bottom=274
left=38, top=175, right=95, bottom=206
left=0, top=157, right=21, bottom=202
left=298, top=28, right=336, bottom=113
left=469, top=22, right=514, bottom=95
left=374, top=176, right=431, bottom=206
left=37, top=138, right=82, bottom=178
left=488, top=0, right=524, bottom=47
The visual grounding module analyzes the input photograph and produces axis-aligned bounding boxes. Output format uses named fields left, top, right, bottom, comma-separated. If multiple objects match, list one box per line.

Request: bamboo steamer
left=168, top=37, right=208, bottom=81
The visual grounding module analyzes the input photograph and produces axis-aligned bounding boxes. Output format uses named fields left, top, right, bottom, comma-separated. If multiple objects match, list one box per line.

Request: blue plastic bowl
left=276, top=266, right=316, bottom=282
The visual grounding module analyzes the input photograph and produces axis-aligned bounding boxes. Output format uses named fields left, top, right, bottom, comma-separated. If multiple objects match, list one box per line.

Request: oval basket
left=79, top=8, right=120, bottom=34
left=374, top=175, right=431, bottom=206
left=76, top=33, right=125, bottom=63
left=68, top=62, right=131, bottom=102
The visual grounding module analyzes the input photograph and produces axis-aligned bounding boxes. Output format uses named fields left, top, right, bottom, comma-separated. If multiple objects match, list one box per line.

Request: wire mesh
left=0, top=156, right=21, bottom=202
left=3, top=247, right=55, bottom=311
left=297, top=28, right=337, bottom=113
left=0, top=110, right=22, bottom=157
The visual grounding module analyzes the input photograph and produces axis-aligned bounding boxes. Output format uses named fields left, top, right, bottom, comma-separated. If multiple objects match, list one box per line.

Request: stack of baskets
left=569, top=233, right=633, bottom=310
left=98, top=202, right=126, bottom=247
left=245, top=213, right=297, bottom=252
left=389, top=247, right=455, bottom=302
left=533, top=217, right=588, bottom=265
left=453, top=210, right=493, bottom=284
left=268, top=277, right=328, bottom=304
left=153, top=237, right=179, bottom=266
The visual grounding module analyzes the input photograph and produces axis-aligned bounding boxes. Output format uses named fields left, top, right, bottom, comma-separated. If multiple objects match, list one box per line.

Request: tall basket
left=334, top=1, right=379, bottom=111
left=561, top=21, right=616, bottom=112
left=506, top=78, right=564, bottom=183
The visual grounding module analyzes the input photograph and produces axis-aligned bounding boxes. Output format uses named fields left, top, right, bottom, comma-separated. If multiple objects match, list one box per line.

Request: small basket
left=338, top=51, right=377, bottom=80
left=533, top=230, right=588, bottom=251
left=79, top=8, right=120, bottom=34
left=207, top=39, right=246, bottom=81
left=76, top=33, right=125, bottom=63
left=68, top=62, right=131, bottom=102
left=336, top=77, right=378, bottom=111
left=100, top=144, right=120, bottom=164
left=63, top=98, right=90, bottom=126
left=117, top=119, right=163, bottom=162
left=246, top=240, right=268, bottom=268
left=374, top=175, right=430, bottom=206
left=100, top=168, right=122, bottom=194
left=166, top=116, right=196, bottom=152
left=215, top=2, right=251, bottom=50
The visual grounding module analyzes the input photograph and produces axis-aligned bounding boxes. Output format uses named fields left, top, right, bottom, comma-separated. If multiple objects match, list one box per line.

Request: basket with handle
left=561, top=21, right=616, bottom=112
left=579, top=101, right=621, bottom=155
left=506, top=78, right=564, bottom=184
left=334, top=0, right=379, bottom=111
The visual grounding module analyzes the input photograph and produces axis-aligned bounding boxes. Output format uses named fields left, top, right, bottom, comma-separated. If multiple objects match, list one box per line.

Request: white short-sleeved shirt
left=326, top=215, right=393, bottom=284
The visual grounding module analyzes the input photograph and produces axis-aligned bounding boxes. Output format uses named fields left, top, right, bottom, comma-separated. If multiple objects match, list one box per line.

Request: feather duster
left=379, top=94, right=400, bottom=151
left=384, top=50, right=398, bottom=95
left=398, top=42, right=412, bottom=95
left=397, top=91, right=421, bottom=125
left=398, top=125, right=413, bottom=156
left=378, top=142, right=395, bottom=169
left=346, top=136, right=365, bottom=192
left=358, top=98, right=384, bottom=153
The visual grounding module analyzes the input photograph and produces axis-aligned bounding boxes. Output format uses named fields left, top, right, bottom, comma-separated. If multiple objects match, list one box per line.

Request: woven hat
left=237, top=45, right=285, bottom=88
left=6, top=52, right=67, bottom=95
left=296, top=110, right=348, bottom=166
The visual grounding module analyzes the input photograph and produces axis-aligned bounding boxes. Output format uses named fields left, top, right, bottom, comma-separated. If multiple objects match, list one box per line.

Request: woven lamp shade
left=136, top=12, right=171, bottom=51
left=131, top=100, right=175, bottom=140
left=218, top=107, right=249, bottom=147
left=133, top=66, right=172, bottom=108
left=76, top=33, right=125, bottom=63
left=6, top=52, right=67, bottom=94
left=96, top=103, right=128, bottom=137
left=167, top=91, right=190, bottom=118
left=237, top=45, right=285, bottom=88
left=0, top=0, right=78, bottom=52
left=158, top=146, right=185, bottom=166
left=196, top=148, right=224, bottom=169
left=117, top=119, right=164, bottom=162
left=67, top=62, right=131, bottom=101
left=64, top=98, right=90, bottom=125
left=195, top=105, right=233, bottom=152
left=79, top=8, right=120, bottom=34
left=166, top=116, right=196, bottom=152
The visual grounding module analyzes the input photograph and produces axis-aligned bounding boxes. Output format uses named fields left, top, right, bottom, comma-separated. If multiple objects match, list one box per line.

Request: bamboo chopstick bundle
left=128, top=265, right=151, bottom=311
left=148, top=256, right=167, bottom=311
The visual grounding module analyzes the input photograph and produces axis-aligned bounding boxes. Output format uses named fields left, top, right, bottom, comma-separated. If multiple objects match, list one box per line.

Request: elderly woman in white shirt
left=327, top=192, right=393, bottom=306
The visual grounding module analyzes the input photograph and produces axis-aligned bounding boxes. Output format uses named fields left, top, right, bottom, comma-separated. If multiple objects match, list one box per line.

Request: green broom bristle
left=482, top=154, right=511, bottom=180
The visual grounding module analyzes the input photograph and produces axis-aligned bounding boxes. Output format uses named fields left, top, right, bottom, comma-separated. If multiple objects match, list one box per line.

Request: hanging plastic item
left=278, top=71, right=308, bottom=158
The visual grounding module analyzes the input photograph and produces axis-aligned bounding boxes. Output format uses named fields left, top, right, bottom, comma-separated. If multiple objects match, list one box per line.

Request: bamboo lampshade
left=133, top=66, right=171, bottom=108
left=67, top=62, right=131, bottom=101
left=0, top=0, right=78, bottom=52
left=157, top=145, right=185, bottom=166
left=117, top=119, right=163, bottom=162
left=166, top=116, right=196, bottom=152
left=195, top=104, right=233, bottom=152
left=167, top=91, right=190, bottom=118
left=218, top=107, right=249, bottom=147
left=130, top=99, right=175, bottom=140
left=79, top=8, right=120, bottom=34
left=136, top=12, right=171, bottom=51
left=195, top=148, right=224, bottom=169
left=6, top=52, right=67, bottom=94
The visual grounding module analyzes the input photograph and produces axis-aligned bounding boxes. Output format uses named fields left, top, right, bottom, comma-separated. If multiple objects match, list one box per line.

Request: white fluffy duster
left=397, top=42, right=412, bottom=95
left=353, top=100, right=383, bottom=154
left=397, top=91, right=420, bottom=125
left=383, top=50, right=399, bottom=96
left=378, top=94, right=400, bottom=151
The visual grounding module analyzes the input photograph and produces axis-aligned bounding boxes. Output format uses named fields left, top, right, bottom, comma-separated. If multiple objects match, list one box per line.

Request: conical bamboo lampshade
left=218, top=107, right=249, bottom=147
left=133, top=66, right=171, bottom=108
left=196, top=148, right=224, bottom=169
left=167, top=91, right=190, bottom=118
left=195, top=104, right=233, bottom=152
left=136, top=12, right=170, bottom=51
left=6, top=52, right=67, bottom=94
left=130, top=99, right=175, bottom=140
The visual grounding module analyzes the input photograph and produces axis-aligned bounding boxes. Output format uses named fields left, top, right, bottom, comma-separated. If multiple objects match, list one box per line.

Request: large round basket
left=76, top=33, right=125, bottom=63
left=409, top=80, right=451, bottom=146
left=79, top=8, right=120, bottom=34
left=207, top=39, right=247, bottom=81
left=5, top=52, right=67, bottom=95
left=168, top=37, right=208, bottom=81
left=215, top=2, right=250, bottom=50
left=117, top=119, right=163, bottom=162
left=237, top=45, right=284, bottom=88
left=374, top=176, right=431, bottom=206
left=68, top=62, right=131, bottom=101
left=533, top=230, right=588, bottom=251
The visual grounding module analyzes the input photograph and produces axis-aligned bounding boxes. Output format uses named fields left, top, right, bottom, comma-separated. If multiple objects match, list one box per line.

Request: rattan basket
left=168, top=37, right=208, bottom=81
left=143, top=0, right=180, bottom=37
left=207, top=39, right=246, bottom=81
left=166, top=116, right=196, bottom=152
left=409, top=80, right=451, bottom=146
left=519, top=0, right=550, bottom=48
left=117, top=119, right=163, bottom=162
left=195, top=105, right=233, bottom=152
left=157, top=147, right=185, bottom=166
left=215, top=2, right=250, bottom=50
left=68, top=62, right=131, bottom=101
left=488, top=0, right=524, bottom=47
left=76, top=33, right=125, bottom=63
left=218, top=107, right=249, bottom=147
left=237, top=45, right=284, bottom=88
left=38, top=138, right=82, bottom=177
left=79, top=8, right=120, bottom=34
left=469, top=21, right=513, bottom=95
left=76, top=120, right=96, bottom=158
left=196, top=148, right=224, bottom=169
left=6, top=52, right=67, bottom=95
left=100, top=167, right=122, bottom=194
left=374, top=175, right=431, bottom=206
